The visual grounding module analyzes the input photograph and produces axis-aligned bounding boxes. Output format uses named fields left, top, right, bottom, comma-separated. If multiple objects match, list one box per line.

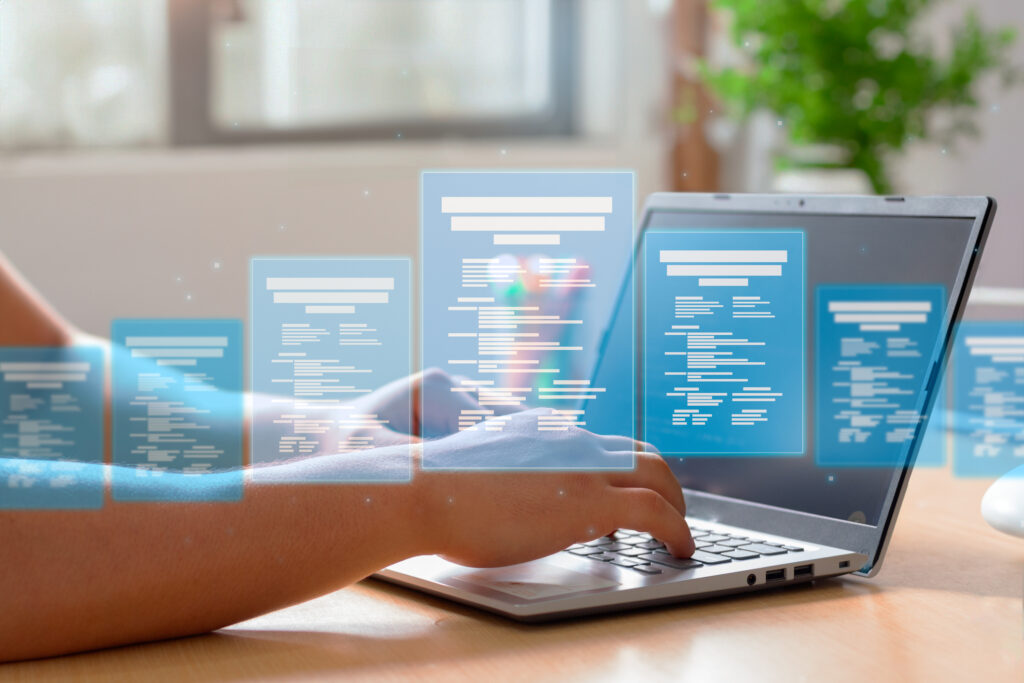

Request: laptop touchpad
left=452, top=563, right=620, bottom=601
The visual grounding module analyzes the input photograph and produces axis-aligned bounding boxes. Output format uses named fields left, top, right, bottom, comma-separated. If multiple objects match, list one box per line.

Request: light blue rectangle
left=112, top=319, right=243, bottom=501
left=251, top=258, right=412, bottom=482
left=952, top=321, right=1024, bottom=478
left=815, top=285, right=946, bottom=468
left=0, top=346, right=105, bottom=509
left=914, top=372, right=949, bottom=468
left=643, top=229, right=805, bottom=456
left=421, top=170, right=635, bottom=470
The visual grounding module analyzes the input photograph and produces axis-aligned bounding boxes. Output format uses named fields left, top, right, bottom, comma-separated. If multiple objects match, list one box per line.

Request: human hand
left=415, top=409, right=693, bottom=567
left=354, top=368, right=517, bottom=439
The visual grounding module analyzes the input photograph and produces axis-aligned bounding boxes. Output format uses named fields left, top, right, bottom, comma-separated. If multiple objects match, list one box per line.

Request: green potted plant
left=700, top=0, right=1018, bottom=194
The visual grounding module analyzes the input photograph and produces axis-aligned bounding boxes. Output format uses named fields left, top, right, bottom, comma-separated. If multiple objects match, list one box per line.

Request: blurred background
left=0, top=0, right=1021, bottom=336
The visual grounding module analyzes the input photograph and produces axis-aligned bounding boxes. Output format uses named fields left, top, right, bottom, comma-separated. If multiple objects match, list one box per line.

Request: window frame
left=167, top=0, right=578, bottom=146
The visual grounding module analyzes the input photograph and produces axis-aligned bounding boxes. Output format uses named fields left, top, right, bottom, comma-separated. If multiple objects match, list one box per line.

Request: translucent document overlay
left=914, top=372, right=949, bottom=468
left=952, top=321, right=1024, bottom=478
left=643, top=229, right=805, bottom=456
left=421, top=171, right=634, bottom=470
left=815, top=285, right=945, bottom=468
left=251, top=258, right=411, bottom=482
left=0, top=346, right=104, bottom=509
left=112, top=320, right=244, bottom=501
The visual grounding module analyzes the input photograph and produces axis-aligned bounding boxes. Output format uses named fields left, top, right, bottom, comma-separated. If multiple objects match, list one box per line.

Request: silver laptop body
left=379, top=192, right=995, bottom=621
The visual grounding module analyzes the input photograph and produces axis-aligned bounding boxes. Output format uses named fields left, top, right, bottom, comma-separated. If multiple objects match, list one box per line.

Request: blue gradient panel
left=0, top=346, right=104, bottom=509
left=251, top=258, right=412, bottom=482
left=952, top=321, right=1024, bottom=478
left=421, top=171, right=634, bottom=470
left=815, top=285, right=945, bottom=468
left=643, top=229, right=805, bottom=456
left=112, top=319, right=243, bottom=501
left=914, top=372, right=949, bottom=468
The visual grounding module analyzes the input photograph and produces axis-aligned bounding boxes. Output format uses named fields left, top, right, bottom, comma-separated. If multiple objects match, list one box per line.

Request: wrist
left=410, top=444, right=456, bottom=557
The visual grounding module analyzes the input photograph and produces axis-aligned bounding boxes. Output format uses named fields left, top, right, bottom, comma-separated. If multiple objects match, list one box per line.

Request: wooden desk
left=6, top=469, right=1022, bottom=682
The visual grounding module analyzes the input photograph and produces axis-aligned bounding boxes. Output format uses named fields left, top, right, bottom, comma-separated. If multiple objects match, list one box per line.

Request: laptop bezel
left=627, top=192, right=995, bottom=576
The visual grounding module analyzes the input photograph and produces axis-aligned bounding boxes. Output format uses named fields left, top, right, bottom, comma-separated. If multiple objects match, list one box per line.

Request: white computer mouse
left=981, top=465, right=1024, bottom=539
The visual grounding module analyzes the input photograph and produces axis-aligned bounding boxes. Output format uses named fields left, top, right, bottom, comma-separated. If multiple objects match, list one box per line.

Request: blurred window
left=0, top=0, right=577, bottom=149
left=0, top=0, right=167, bottom=149
left=208, top=0, right=570, bottom=136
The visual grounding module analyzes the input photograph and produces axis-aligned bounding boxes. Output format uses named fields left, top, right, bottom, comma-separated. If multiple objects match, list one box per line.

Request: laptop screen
left=585, top=207, right=977, bottom=527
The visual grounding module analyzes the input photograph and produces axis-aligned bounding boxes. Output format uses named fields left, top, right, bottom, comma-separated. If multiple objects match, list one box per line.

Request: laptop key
left=740, top=543, right=787, bottom=555
left=589, top=553, right=620, bottom=562
left=638, top=540, right=665, bottom=550
left=701, top=544, right=734, bottom=554
left=697, top=534, right=729, bottom=543
left=638, top=553, right=703, bottom=570
left=782, top=545, right=804, bottom=552
left=568, top=547, right=607, bottom=556
left=690, top=550, right=732, bottom=564
left=614, top=536, right=642, bottom=544
left=719, top=539, right=750, bottom=547
left=631, top=564, right=663, bottom=575
left=618, top=547, right=651, bottom=557
left=603, top=542, right=631, bottom=552
left=722, top=549, right=760, bottom=560
left=584, top=537, right=613, bottom=547
left=611, top=558, right=641, bottom=568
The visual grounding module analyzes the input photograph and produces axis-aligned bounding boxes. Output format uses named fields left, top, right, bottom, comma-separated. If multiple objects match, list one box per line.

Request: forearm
left=0, top=451, right=436, bottom=662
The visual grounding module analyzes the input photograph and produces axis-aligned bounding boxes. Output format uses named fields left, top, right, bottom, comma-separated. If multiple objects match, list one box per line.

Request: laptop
left=379, top=192, right=996, bottom=621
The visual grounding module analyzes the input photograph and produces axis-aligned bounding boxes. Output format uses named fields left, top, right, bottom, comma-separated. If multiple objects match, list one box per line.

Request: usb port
left=765, top=569, right=785, bottom=582
left=793, top=564, right=813, bottom=578
left=839, top=560, right=850, bottom=569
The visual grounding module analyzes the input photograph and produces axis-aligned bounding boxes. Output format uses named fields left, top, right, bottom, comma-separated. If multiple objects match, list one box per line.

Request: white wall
left=892, top=0, right=1024, bottom=291
left=0, top=2, right=673, bottom=338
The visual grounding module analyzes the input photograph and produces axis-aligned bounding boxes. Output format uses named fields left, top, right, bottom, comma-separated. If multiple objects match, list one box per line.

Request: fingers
left=605, top=488, right=695, bottom=558
left=605, top=452, right=686, bottom=516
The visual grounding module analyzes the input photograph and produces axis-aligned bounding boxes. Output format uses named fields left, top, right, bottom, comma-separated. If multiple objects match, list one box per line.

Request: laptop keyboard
left=563, top=526, right=804, bottom=575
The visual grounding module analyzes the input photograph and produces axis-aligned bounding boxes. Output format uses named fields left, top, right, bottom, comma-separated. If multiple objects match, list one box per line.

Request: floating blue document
left=952, top=321, right=1024, bottom=478
left=251, top=258, right=412, bottom=482
left=643, top=229, right=805, bottom=456
left=815, top=285, right=945, bottom=468
left=112, top=319, right=243, bottom=501
left=420, top=171, right=635, bottom=470
left=914, top=372, right=949, bottom=468
left=0, top=346, right=105, bottom=509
